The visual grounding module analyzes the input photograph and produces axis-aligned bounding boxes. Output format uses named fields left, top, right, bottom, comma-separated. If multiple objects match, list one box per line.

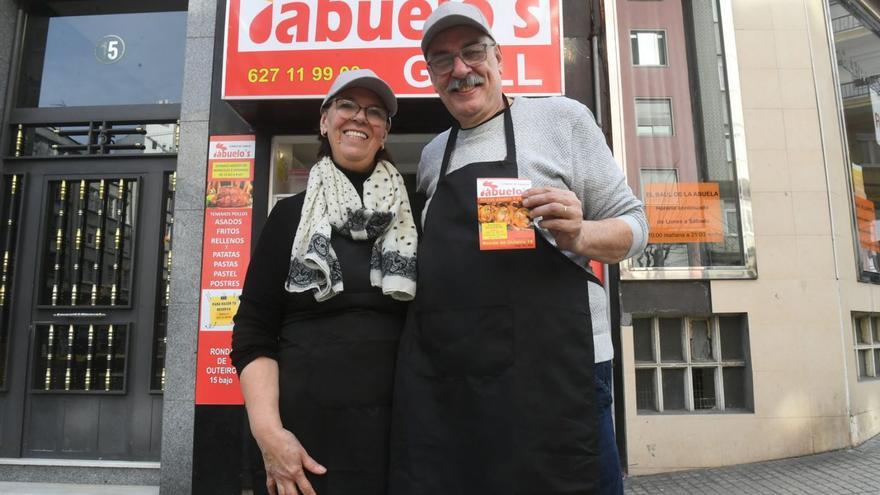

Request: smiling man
left=389, top=3, right=647, bottom=495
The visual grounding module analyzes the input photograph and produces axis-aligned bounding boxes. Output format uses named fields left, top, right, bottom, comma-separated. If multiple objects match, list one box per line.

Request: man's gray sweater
left=417, top=96, right=648, bottom=363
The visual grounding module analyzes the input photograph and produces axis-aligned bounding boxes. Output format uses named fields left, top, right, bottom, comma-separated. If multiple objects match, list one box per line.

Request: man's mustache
left=446, top=74, right=486, bottom=92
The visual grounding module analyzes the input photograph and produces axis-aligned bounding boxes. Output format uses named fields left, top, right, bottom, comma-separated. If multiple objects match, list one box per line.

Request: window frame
left=634, top=97, right=675, bottom=137
left=638, top=167, right=678, bottom=200
left=852, top=314, right=880, bottom=380
left=3, top=0, right=184, bottom=160
left=633, top=314, right=753, bottom=414
left=825, top=0, right=880, bottom=284
left=630, top=29, right=669, bottom=68
left=5, top=0, right=186, bottom=157
left=607, top=0, right=757, bottom=281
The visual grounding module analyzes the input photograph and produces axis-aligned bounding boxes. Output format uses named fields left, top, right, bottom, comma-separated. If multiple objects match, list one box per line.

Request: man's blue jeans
left=596, top=360, right=624, bottom=495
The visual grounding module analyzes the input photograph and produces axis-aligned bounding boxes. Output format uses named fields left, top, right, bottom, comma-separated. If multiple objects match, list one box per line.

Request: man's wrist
left=574, top=220, right=590, bottom=257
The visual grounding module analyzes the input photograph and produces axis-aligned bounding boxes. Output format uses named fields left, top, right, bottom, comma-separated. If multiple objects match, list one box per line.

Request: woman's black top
left=231, top=167, right=406, bottom=372
left=230, top=166, right=408, bottom=495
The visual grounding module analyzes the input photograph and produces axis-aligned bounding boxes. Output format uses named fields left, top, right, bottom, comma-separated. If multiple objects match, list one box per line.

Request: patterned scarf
left=286, top=156, right=417, bottom=301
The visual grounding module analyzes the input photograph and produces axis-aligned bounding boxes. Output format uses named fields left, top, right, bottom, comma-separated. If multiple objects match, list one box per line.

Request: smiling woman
left=231, top=69, right=417, bottom=495
left=319, top=88, right=391, bottom=173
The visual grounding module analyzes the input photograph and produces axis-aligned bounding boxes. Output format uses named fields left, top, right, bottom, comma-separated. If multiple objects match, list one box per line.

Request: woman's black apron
left=390, top=102, right=600, bottom=495
left=266, top=212, right=406, bottom=495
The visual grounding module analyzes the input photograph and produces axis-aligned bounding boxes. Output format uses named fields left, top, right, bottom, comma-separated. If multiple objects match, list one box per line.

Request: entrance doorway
left=268, top=134, right=433, bottom=210
left=0, top=158, right=174, bottom=460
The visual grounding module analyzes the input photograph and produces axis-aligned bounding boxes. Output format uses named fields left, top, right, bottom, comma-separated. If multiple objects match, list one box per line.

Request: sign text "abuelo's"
left=240, top=0, right=553, bottom=51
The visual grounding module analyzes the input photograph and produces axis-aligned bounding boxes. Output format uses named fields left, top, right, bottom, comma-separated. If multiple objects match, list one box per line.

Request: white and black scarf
left=286, top=156, right=417, bottom=301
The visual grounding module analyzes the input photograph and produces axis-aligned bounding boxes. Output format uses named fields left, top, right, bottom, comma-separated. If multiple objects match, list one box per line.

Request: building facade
left=0, top=0, right=878, bottom=492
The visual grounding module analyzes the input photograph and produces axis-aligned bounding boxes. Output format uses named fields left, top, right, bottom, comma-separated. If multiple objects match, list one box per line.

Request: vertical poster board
left=195, top=135, right=255, bottom=405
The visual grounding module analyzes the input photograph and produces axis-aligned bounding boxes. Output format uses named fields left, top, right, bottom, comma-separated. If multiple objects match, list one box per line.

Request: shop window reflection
left=16, top=11, right=186, bottom=108
left=615, top=0, right=751, bottom=276
left=830, top=0, right=880, bottom=280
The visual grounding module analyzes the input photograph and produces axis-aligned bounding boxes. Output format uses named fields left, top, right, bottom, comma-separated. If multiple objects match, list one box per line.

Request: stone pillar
left=161, top=0, right=217, bottom=493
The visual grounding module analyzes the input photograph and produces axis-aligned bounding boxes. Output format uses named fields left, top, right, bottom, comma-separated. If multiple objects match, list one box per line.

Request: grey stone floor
left=0, top=483, right=157, bottom=494
left=625, top=434, right=880, bottom=494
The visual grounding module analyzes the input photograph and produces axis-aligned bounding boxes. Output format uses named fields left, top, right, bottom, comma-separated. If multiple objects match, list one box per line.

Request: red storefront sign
left=195, top=135, right=256, bottom=405
left=222, top=0, right=564, bottom=99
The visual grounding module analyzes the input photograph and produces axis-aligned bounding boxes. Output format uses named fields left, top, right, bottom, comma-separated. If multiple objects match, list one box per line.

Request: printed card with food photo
left=477, top=178, right=536, bottom=250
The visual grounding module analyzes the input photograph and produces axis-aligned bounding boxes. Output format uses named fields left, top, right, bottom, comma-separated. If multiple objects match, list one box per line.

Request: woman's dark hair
left=317, top=106, right=394, bottom=164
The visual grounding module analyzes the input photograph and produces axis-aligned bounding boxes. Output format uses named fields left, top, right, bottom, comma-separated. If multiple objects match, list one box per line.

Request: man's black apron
left=390, top=102, right=600, bottom=495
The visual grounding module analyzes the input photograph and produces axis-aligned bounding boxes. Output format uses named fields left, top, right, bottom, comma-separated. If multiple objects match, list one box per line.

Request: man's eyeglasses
left=331, top=98, right=390, bottom=126
left=426, top=42, right=496, bottom=76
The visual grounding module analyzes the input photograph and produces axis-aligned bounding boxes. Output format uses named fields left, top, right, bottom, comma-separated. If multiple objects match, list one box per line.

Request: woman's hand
left=522, top=187, right=586, bottom=254
left=256, top=427, right=327, bottom=495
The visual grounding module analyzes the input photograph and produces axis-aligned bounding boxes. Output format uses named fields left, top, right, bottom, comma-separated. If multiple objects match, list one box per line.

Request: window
left=853, top=314, right=880, bottom=379
left=16, top=10, right=187, bottom=107
left=829, top=0, right=880, bottom=282
left=615, top=0, right=754, bottom=277
left=631, top=30, right=668, bottom=66
left=635, top=98, right=673, bottom=137
left=639, top=168, right=678, bottom=198
left=633, top=315, right=752, bottom=413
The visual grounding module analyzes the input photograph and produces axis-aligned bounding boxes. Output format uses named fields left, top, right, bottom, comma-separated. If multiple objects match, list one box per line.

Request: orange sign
left=855, top=196, right=880, bottom=252
left=645, top=182, right=723, bottom=244
left=195, top=135, right=256, bottom=405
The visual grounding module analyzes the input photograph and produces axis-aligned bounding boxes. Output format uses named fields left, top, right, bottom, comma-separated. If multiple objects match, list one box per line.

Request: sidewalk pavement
left=625, top=434, right=880, bottom=494
left=0, top=436, right=877, bottom=494
left=0, top=483, right=157, bottom=494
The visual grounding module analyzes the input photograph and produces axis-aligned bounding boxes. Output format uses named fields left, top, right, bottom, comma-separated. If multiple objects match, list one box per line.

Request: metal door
left=0, top=158, right=175, bottom=460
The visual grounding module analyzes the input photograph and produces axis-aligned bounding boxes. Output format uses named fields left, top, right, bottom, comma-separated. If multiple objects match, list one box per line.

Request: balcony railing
left=841, top=81, right=870, bottom=99
left=833, top=14, right=862, bottom=33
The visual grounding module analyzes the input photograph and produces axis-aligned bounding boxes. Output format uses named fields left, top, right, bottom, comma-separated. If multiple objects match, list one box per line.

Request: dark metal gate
left=0, top=157, right=175, bottom=460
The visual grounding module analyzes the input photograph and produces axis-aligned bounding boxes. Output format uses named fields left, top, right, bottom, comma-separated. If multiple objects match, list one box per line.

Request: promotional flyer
left=194, top=135, right=255, bottom=405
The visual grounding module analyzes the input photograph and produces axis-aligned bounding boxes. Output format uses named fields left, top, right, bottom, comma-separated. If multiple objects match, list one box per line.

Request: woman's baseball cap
left=321, top=68, right=398, bottom=117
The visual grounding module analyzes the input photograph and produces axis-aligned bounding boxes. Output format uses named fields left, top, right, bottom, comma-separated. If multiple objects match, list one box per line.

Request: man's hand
left=521, top=187, right=585, bottom=253
left=522, top=186, right=634, bottom=262
left=256, top=428, right=327, bottom=495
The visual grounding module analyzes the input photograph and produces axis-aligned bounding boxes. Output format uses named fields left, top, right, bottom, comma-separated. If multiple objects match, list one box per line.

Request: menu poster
left=477, top=178, right=536, bottom=250
left=195, top=135, right=255, bottom=405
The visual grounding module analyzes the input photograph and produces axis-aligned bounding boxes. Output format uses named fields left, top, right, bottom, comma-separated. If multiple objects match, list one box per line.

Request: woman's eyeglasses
left=332, top=98, right=390, bottom=126
left=426, top=42, right=496, bottom=76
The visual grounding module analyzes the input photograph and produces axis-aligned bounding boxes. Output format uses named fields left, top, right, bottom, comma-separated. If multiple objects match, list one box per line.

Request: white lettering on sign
left=238, top=0, right=553, bottom=52
left=404, top=54, right=432, bottom=88
left=477, top=178, right=532, bottom=198
left=209, top=140, right=256, bottom=159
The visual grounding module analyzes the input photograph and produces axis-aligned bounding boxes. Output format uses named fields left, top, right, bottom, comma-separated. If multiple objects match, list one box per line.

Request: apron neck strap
left=439, top=95, right=516, bottom=179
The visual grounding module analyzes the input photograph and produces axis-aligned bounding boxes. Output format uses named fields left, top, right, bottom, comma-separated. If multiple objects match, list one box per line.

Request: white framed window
left=631, top=30, right=668, bottom=67
left=633, top=314, right=751, bottom=413
left=853, top=314, right=880, bottom=380
left=613, top=0, right=756, bottom=278
left=639, top=168, right=678, bottom=199
left=635, top=98, right=674, bottom=137
left=639, top=167, right=678, bottom=188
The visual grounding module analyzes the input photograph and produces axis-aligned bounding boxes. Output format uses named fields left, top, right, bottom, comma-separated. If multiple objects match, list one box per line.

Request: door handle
left=51, top=312, right=108, bottom=318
